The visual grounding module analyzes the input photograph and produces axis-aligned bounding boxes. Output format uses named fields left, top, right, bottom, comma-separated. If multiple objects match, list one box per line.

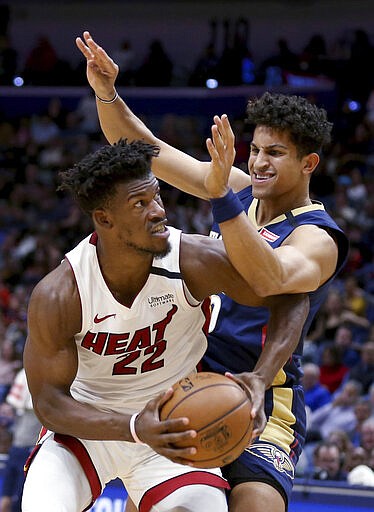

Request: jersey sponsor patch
left=147, top=293, right=175, bottom=308
left=245, top=443, right=295, bottom=479
left=258, top=227, right=280, bottom=242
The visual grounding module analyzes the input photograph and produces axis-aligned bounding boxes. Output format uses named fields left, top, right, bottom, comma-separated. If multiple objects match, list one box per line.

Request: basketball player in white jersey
left=22, top=139, right=308, bottom=512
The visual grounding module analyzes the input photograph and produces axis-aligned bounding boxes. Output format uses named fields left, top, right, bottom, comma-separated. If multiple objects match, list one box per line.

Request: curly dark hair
left=246, top=92, right=333, bottom=157
left=58, top=138, right=160, bottom=215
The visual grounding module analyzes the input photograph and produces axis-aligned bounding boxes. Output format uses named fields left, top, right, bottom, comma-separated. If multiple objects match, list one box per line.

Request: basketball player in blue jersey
left=76, top=32, right=349, bottom=512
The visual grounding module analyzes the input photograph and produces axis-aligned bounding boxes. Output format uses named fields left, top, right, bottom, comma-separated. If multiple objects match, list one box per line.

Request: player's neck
left=97, top=241, right=153, bottom=307
left=255, top=191, right=312, bottom=226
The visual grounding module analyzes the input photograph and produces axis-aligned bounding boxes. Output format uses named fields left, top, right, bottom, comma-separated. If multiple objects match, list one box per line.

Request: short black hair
left=58, top=138, right=160, bottom=215
left=246, top=92, right=333, bottom=157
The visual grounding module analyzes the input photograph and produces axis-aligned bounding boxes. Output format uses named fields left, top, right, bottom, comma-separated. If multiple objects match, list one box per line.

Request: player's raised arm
left=75, top=31, right=250, bottom=198
left=205, top=111, right=340, bottom=297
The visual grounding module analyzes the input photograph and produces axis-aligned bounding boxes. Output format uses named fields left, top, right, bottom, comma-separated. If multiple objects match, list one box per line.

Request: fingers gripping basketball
left=160, top=372, right=254, bottom=468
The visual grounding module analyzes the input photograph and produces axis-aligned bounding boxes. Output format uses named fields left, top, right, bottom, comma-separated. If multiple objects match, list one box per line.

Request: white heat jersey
left=65, top=226, right=210, bottom=415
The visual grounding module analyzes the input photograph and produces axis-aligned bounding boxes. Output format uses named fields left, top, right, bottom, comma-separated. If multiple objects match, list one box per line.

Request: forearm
left=97, top=94, right=209, bottom=198
left=252, top=294, right=310, bottom=388
left=97, top=94, right=157, bottom=146
left=219, top=213, right=285, bottom=297
left=33, top=390, right=133, bottom=441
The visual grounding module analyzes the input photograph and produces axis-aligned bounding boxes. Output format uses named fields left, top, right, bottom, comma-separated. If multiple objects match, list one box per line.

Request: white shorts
left=22, top=430, right=229, bottom=512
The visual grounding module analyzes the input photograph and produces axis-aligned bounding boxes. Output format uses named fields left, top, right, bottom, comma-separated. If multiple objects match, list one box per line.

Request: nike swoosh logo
left=94, top=313, right=116, bottom=324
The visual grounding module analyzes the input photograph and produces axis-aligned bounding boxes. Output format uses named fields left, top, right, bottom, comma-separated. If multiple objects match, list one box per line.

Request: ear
left=302, top=152, right=320, bottom=176
left=92, top=208, right=113, bottom=229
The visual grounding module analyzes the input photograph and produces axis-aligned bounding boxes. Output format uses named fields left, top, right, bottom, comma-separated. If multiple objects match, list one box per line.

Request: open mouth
left=151, top=223, right=168, bottom=235
left=253, top=173, right=275, bottom=181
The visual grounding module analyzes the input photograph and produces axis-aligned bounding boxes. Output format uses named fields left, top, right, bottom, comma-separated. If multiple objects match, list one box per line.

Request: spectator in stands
left=361, top=418, right=374, bottom=458
left=346, top=168, right=368, bottom=212
left=0, top=340, right=22, bottom=403
left=310, top=380, right=362, bottom=439
left=346, top=29, right=374, bottom=105
left=0, top=368, right=40, bottom=512
left=307, top=288, right=370, bottom=346
left=258, top=38, right=299, bottom=85
left=74, top=90, right=100, bottom=135
left=349, top=398, right=373, bottom=447
left=345, top=445, right=368, bottom=473
left=333, top=324, right=360, bottom=368
left=327, top=429, right=353, bottom=462
left=369, top=447, right=374, bottom=470
left=343, top=275, right=369, bottom=332
left=0, top=35, right=17, bottom=85
left=302, top=362, right=332, bottom=412
left=319, top=343, right=349, bottom=393
left=312, top=441, right=347, bottom=481
left=136, top=39, right=173, bottom=86
left=348, top=341, right=374, bottom=395
left=23, top=35, right=58, bottom=85
left=189, top=42, right=219, bottom=87
left=299, top=33, right=328, bottom=76
left=368, top=383, right=374, bottom=417
left=29, top=114, right=60, bottom=146
left=112, top=39, right=135, bottom=86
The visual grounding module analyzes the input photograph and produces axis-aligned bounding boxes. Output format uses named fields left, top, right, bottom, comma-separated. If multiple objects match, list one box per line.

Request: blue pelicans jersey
left=203, top=185, right=348, bottom=494
left=204, top=185, right=349, bottom=386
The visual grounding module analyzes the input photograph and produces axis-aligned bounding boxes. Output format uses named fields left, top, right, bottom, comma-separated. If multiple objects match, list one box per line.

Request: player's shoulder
left=287, top=223, right=338, bottom=245
left=285, top=223, right=339, bottom=265
left=30, top=259, right=77, bottom=306
left=180, top=232, right=226, bottom=263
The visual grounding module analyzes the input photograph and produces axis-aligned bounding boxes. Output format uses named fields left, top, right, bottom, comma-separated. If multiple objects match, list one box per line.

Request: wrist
left=209, top=188, right=244, bottom=224
left=129, top=413, right=146, bottom=444
left=95, top=89, right=118, bottom=104
left=251, top=370, right=270, bottom=390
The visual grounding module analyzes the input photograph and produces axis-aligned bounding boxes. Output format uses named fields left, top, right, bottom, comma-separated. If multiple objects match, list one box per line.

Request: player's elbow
left=249, top=279, right=282, bottom=298
left=32, top=393, right=65, bottom=432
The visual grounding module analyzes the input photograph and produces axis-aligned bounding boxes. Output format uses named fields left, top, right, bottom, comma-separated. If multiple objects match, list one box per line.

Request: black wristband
left=210, top=188, right=244, bottom=223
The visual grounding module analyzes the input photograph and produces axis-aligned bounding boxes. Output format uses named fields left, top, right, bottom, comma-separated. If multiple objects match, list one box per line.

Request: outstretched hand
left=205, top=114, right=236, bottom=198
left=75, top=31, right=119, bottom=100
left=135, top=388, right=198, bottom=466
left=225, top=371, right=267, bottom=440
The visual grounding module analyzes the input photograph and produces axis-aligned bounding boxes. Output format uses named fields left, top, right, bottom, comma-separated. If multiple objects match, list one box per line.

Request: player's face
left=109, top=175, right=170, bottom=258
left=248, top=126, right=307, bottom=200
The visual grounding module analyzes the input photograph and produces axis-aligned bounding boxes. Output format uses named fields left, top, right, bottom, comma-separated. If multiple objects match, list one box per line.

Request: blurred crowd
left=0, top=19, right=373, bottom=106
left=0, top=22, right=373, bottom=495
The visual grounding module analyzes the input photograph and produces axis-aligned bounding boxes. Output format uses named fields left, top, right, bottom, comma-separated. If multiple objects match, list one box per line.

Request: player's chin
left=152, top=240, right=172, bottom=259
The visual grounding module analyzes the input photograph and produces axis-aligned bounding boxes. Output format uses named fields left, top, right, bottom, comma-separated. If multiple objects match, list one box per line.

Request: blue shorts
left=222, top=441, right=295, bottom=507
left=222, top=384, right=307, bottom=508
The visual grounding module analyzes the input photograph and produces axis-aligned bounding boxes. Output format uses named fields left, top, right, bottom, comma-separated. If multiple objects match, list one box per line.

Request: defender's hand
left=205, top=114, right=236, bottom=198
left=225, top=371, right=267, bottom=439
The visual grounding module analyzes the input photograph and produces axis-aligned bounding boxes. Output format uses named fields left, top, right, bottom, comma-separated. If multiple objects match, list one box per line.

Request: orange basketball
left=160, top=371, right=253, bottom=468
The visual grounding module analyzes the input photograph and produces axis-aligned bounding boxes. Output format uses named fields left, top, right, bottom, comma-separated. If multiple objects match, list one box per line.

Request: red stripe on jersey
left=201, top=297, right=212, bottom=336
left=89, top=232, right=98, bottom=245
left=261, top=324, right=267, bottom=348
left=139, top=471, right=229, bottom=512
